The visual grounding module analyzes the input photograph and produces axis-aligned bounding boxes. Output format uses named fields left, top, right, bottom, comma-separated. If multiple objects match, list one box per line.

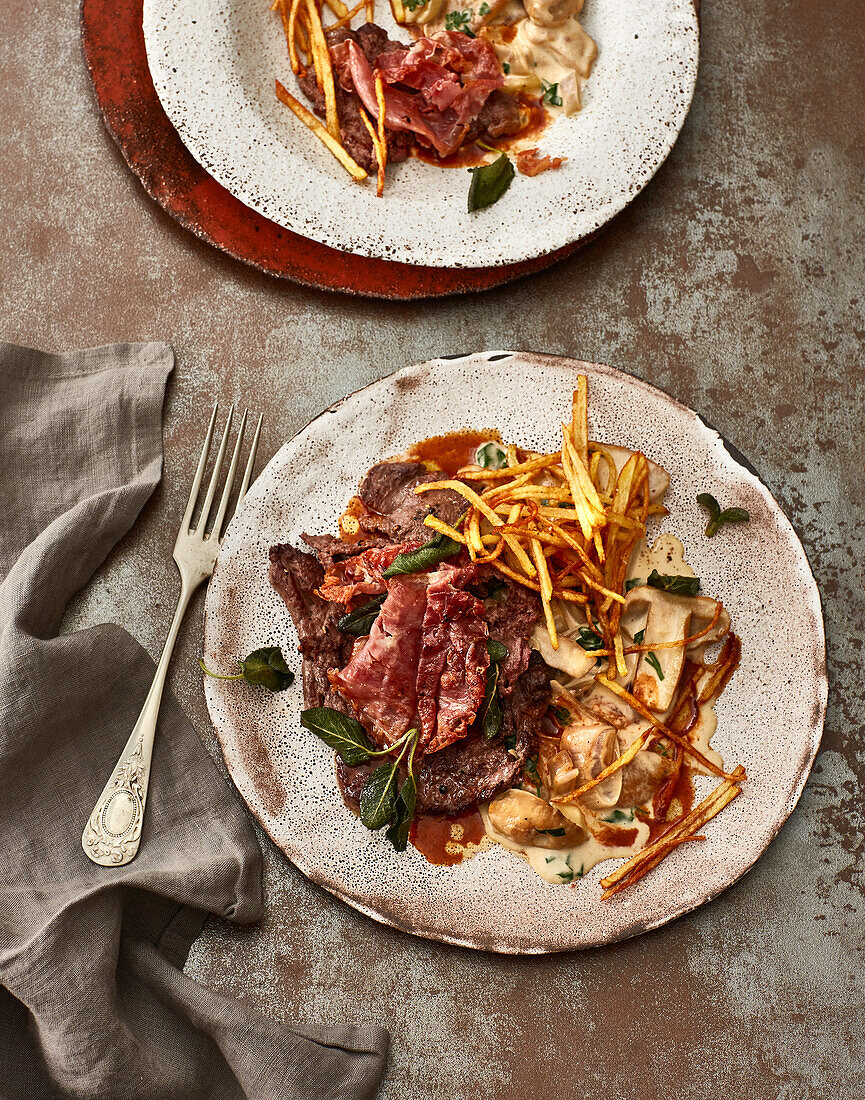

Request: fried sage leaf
left=199, top=646, right=294, bottom=692
left=359, top=762, right=400, bottom=830
left=385, top=773, right=417, bottom=852
left=576, top=626, right=604, bottom=652
left=697, top=492, right=750, bottom=537
left=467, top=153, right=515, bottom=213
left=300, top=707, right=373, bottom=765
left=646, top=569, right=701, bottom=598
left=382, top=531, right=461, bottom=577
left=337, top=593, right=386, bottom=636
left=480, top=638, right=508, bottom=740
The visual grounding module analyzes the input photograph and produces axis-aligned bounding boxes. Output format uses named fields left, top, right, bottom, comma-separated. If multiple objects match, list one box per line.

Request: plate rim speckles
left=142, top=0, right=699, bottom=268
left=202, top=352, right=827, bottom=954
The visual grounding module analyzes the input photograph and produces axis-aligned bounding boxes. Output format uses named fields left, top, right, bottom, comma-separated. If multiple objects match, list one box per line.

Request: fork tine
left=181, top=403, right=219, bottom=532
left=235, top=413, right=263, bottom=509
left=211, top=409, right=247, bottom=540
left=195, top=405, right=233, bottom=535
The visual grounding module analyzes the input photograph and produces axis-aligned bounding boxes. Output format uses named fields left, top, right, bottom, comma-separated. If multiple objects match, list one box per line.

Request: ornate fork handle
left=82, top=580, right=195, bottom=866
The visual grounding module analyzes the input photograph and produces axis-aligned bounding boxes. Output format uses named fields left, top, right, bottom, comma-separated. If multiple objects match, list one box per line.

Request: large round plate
left=143, top=0, right=698, bottom=268
left=203, top=352, right=826, bottom=953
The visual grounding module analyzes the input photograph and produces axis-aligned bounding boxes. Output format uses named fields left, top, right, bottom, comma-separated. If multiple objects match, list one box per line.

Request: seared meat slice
left=481, top=575, right=542, bottom=695
left=357, top=461, right=467, bottom=543
left=297, top=25, right=414, bottom=174
left=268, top=543, right=353, bottom=715
left=300, top=532, right=388, bottom=572
left=467, top=89, right=524, bottom=141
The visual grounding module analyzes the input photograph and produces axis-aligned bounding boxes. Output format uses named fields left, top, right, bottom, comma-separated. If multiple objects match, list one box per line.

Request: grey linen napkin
left=0, top=343, right=389, bottom=1100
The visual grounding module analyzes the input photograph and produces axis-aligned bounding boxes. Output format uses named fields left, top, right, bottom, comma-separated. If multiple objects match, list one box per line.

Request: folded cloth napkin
left=0, top=343, right=389, bottom=1100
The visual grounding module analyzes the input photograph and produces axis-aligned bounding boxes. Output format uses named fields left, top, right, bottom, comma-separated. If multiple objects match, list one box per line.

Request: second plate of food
left=143, top=0, right=698, bottom=267
left=203, top=352, right=825, bottom=953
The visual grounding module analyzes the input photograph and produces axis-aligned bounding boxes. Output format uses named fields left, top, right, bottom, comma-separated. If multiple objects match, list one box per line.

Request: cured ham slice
left=331, top=31, right=503, bottom=158
left=416, top=565, right=489, bottom=754
left=328, top=575, right=428, bottom=745
left=316, top=541, right=418, bottom=604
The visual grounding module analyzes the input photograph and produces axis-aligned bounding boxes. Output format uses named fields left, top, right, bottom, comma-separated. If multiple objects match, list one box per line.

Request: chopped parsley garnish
left=604, top=808, right=635, bottom=824
left=633, top=628, right=645, bottom=645
left=645, top=651, right=664, bottom=679
left=576, top=626, right=604, bottom=651
left=502, top=61, right=510, bottom=74
left=552, top=704, right=571, bottom=726
left=541, top=79, right=562, bottom=107
left=536, top=827, right=566, bottom=837
left=445, top=9, right=475, bottom=34
left=403, top=0, right=428, bottom=8
left=479, top=1, right=490, bottom=12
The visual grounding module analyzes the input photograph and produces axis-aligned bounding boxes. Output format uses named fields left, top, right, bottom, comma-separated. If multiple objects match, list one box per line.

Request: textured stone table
left=1, top=0, right=863, bottom=1096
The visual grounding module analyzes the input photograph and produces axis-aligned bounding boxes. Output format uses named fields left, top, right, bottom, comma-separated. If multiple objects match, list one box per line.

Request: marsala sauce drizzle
left=409, top=808, right=487, bottom=866
left=405, top=429, right=501, bottom=476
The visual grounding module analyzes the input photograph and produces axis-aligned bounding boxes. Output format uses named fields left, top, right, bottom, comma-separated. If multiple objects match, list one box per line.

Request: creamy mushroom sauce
left=405, top=0, right=597, bottom=117
left=479, top=530, right=729, bottom=885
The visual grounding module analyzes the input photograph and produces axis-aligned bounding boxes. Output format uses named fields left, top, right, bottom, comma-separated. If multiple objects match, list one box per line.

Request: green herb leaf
left=576, top=626, right=605, bottom=652
left=480, top=662, right=503, bottom=740
left=633, top=628, right=645, bottom=645
left=201, top=647, right=296, bottom=691
left=537, top=827, right=566, bottom=837
left=445, top=9, right=474, bottom=33
left=475, top=440, right=507, bottom=469
left=698, top=492, right=750, bottom=537
left=382, top=531, right=461, bottom=577
left=403, top=0, right=428, bottom=7
left=541, top=79, right=562, bottom=107
left=479, top=1, right=490, bottom=12
left=467, top=153, right=515, bottom=212
left=487, top=638, right=508, bottom=663
left=552, top=704, right=571, bottom=726
left=646, top=569, right=701, bottom=598
left=604, top=808, right=635, bottom=823
left=502, top=61, right=510, bottom=74
left=337, top=593, right=386, bottom=636
left=625, top=577, right=642, bottom=592
left=359, top=762, right=400, bottom=830
left=300, top=707, right=374, bottom=765
left=524, top=757, right=542, bottom=797
left=645, top=651, right=664, bottom=679
left=385, top=773, right=417, bottom=852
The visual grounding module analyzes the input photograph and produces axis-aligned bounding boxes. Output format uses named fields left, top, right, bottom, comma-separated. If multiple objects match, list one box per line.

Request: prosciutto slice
left=416, top=565, right=489, bottom=754
left=316, top=541, right=418, bottom=605
left=331, top=31, right=503, bottom=158
left=328, top=575, right=428, bottom=746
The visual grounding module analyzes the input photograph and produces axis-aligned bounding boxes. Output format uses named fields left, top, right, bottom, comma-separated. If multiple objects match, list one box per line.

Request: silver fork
left=82, top=404, right=262, bottom=867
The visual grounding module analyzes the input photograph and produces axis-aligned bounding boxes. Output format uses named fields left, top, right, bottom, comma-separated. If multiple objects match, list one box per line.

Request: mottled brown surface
left=2, top=0, right=864, bottom=1097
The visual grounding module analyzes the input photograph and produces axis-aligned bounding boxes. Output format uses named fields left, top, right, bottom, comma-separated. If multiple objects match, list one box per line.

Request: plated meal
left=264, top=378, right=748, bottom=896
left=144, top=1, right=700, bottom=266
left=202, top=353, right=825, bottom=952
left=271, top=0, right=597, bottom=206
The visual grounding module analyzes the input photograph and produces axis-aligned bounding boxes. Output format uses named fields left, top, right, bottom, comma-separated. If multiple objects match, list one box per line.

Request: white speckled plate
left=203, top=352, right=826, bottom=953
left=143, top=0, right=698, bottom=267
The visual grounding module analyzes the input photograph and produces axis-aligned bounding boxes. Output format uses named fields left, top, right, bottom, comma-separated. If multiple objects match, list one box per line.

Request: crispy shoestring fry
left=422, top=515, right=466, bottom=543
left=624, top=602, right=724, bottom=654
left=304, top=0, right=340, bottom=138
left=459, top=453, right=563, bottom=482
left=325, top=0, right=365, bottom=29
left=600, top=836, right=707, bottom=899
left=374, top=73, right=387, bottom=195
left=530, top=537, right=557, bottom=649
left=698, top=634, right=742, bottom=704
left=598, top=674, right=742, bottom=779
left=275, top=82, right=367, bottom=180
left=358, top=106, right=386, bottom=195
left=600, top=767, right=746, bottom=896
left=323, top=0, right=348, bottom=15
left=490, top=560, right=588, bottom=602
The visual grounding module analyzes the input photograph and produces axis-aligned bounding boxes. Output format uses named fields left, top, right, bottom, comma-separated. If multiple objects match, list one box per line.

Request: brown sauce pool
left=410, top=808, right=487, bottom=866
left=406, top=429, right=501, bottom=477
left=413, top=98, right=551, bottom=170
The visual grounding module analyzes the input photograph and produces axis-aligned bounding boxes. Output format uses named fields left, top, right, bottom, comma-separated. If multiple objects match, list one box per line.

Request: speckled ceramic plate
left=143, top=0, right=698, bottom=268
left=203, top=352, right=826, bottom=953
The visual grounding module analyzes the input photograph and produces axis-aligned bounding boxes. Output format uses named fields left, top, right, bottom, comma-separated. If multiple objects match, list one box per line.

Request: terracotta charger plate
left=202, top=352, right=827, bottom=953
left=82, top=0, right=698, bottom=296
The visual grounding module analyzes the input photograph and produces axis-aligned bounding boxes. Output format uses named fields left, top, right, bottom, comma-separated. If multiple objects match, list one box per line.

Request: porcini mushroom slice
left=624, top=587, right=692, bottom=712
left=618, top=750, right=677, bottom=807
left=531, top=624, right=596, bottom=682
left=561, top=721, right=622, bottom=810
left=487, top=789, right=585, bottom=849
